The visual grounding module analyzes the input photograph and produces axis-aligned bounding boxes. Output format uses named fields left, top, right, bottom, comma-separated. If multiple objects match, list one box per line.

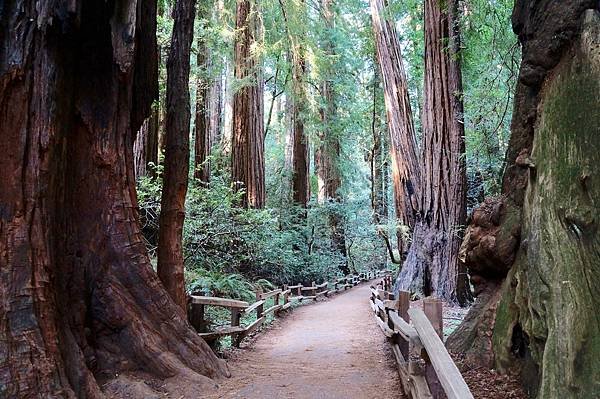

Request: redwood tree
left=0, top=1, right=227, bottom=397
left=231, top=0, right=266, bottom=208
left=448, top=3, right=600, bottom=396
left=316, top=0, right=348, bottom=269
left=396, top=0, right=470, bottom=304
left=132, top=0, right=160, bottom=180
left=158, top=0, right=198, bottom=311
left=194, top=4, right=223, bottom=183
left=369, top=66, right=392, bottom=268
left=369, top=0, right=421, bottom=256
left=280, top=0, right=310, bottom=207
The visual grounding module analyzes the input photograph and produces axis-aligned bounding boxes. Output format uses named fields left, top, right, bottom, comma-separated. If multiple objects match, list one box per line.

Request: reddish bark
left=0, top=1, right=227, bottom=397
left=158, top=0, right=197, bottom=311
left=231, top=0, right=266, bottom=208
left=369, top=0, right=420, bottom=255
left=279, top=0, right=310, bottom=208
left=397, top=0, right=470, bottom=304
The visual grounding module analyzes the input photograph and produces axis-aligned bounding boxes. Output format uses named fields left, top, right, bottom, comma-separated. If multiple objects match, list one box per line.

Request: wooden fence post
left=423, top=297, right=444, bottom=397
left=423, top=298, right=443, bottom=339
left=398, top=291, right=410, bottom=359
left=283, top=284, right=289, bottom=306
left=231, top=308, right=242, bottom=347
left=255, top=289, right=264, bottom=319
left=188, top=291, right=206, bottom=333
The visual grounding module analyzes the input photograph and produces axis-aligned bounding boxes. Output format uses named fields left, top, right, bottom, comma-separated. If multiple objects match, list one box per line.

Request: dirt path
left=209, top=282, right=403, bottom=398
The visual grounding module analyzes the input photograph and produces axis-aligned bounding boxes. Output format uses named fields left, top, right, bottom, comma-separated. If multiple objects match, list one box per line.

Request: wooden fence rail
left=188, top=269, right=387, bottom=347
left=369, top=280, right=473, bottom=399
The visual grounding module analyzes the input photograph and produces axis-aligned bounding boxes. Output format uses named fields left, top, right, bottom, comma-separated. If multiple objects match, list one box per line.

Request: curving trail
left=209, top=283, right=404, bottom=398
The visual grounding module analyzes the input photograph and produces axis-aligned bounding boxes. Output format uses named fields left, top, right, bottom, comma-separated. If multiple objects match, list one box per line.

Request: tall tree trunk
left=290, top=80, right=310, bottom=207
left=134, top=105, right=160, bottom=179
left=279, top=0, right=310, bottom=208
left=194, top=32, right=212, bottom=182
left=370, top=66, right=390, bottom=269
left=448, top=4, right=600, bottom=397
left=194, top=4, right=224, bottom=183
left=396, top=0, right=470, bottom=304
left=369, top=0, right=421, bottom=256
left=0, top=1, right=228, bottom=397
left=231, top=0, right=266, bottom=208
left=316, top=0, right=348, bottom=272
left=157, top=0, right=197, bottom=311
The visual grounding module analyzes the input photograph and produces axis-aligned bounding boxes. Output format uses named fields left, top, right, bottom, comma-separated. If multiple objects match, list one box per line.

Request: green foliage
left=140, top=0, right=518, bottom=305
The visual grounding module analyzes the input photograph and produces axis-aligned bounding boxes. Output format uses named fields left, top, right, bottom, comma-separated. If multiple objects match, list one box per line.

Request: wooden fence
left=188, top=270, right=386, bottom=347
left=370, top=279, right=473, bottom=399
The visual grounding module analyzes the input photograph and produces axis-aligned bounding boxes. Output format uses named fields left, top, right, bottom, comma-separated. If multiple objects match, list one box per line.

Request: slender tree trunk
left=194, top=3, right=224, bottom=183
left=0, top=1, right=227, bottom=397
left=279, top=0, right=310, bottom=208
left=194, top=30, right=212, bottom=182
left=370, top=67, right=389, bottom=269
left=290, top=78, right=310, bottom=207
left=158, top=0, right=197, bottom=310
left=316, top=0, right=348, bottom=272
left=396, top=0, right=470, bottom=304
left=370, top=67, right=386, bottom=226
left=369, top=0, right=421, bottom=256
left=231, top=0, right=266, bottom=208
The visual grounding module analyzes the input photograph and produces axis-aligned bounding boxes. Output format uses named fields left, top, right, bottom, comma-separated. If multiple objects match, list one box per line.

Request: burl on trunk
left=448, top=3, right=600, bottom=398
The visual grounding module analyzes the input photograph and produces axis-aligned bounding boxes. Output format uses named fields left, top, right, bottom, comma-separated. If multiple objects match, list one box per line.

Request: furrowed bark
left=0, top=1, right=228, bottom=397
left=158, top=0, right=197, bottom=311
left=449, top=2, right=600, bottom=397
left=369, top=0, right=420, bottom=256
left=231, top=0, right=266, bottom=208
left=396, top=0, right=471, bottom=304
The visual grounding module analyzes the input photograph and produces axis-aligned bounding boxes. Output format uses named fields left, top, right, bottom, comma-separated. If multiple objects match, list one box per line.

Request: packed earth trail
left=209, top=283, right=404, bottom=398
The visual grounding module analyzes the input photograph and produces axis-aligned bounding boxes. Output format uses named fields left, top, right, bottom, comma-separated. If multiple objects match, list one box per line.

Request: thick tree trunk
left=0, top=1, right=228, bottom=397
left=448, top=3, right=600, bottom=397
left=231, top=0, right=266, bottom=208
left=396, top=0, right=470, bottom=304
left=369, top=0, right=420, bottom=256
left=134, top=105, right=160, bottom=179
left=158, top=0, right=197, bottom=311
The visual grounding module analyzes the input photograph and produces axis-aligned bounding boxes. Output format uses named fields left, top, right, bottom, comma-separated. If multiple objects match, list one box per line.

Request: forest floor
left=207, top=282, right=404, bottom=398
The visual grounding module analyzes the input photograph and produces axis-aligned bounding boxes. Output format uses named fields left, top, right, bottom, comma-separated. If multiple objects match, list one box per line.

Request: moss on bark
left=493, top=10, right=600, bottom=397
